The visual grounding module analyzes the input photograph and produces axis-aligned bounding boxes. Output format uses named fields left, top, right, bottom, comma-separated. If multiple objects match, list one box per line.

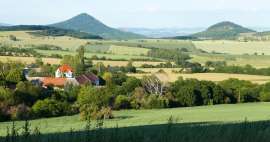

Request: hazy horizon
left=1, top=0, right=270, bottom=28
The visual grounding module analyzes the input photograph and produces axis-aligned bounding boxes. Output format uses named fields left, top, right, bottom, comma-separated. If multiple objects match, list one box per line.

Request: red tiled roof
left=43, top=77, right=67, bottom=87
left=58, top=64, right=73, bottom=72
left=76, top=73, right=99, bottom=85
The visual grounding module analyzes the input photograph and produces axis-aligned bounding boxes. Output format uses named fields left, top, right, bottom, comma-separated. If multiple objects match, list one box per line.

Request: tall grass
left=1, top=117, right=270, bottom=142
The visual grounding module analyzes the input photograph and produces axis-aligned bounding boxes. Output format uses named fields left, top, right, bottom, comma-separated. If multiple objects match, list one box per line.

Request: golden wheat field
left=0, top=56, right=61, bottom=64
left=193, top=40, right=270, bottom=55
left=191, top=54, right=270, bottom=68
left=129, top=71, right=270, bottom=84
left=0, top=56, right=166, bottom=67
left=108, top=45, right=150, bottom=56
left=0, top=31, right=87, bottom=49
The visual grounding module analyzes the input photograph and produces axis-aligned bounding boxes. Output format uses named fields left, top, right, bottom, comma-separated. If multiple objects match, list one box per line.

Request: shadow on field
left=1, top=120, right=270, bottom=142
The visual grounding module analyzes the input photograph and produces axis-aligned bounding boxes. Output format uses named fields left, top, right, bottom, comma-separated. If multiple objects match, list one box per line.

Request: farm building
left=25, top=64, right=102, bottom=88
left=55, top=64, right=73, bottom=78
left=75, top=73, right=100, bottom=86
left=42, top=77, right=79, bottom=88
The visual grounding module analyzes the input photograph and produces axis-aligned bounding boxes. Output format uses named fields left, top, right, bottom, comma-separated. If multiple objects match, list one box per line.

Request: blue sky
left=0, top=0, right=270, bottom=28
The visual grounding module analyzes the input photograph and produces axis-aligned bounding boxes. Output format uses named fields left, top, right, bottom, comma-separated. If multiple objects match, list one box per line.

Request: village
left=25, top=64, right=102, bottom=89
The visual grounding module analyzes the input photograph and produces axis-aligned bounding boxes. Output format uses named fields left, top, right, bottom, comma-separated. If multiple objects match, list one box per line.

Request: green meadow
left=1, top=103, right=270, bottom=136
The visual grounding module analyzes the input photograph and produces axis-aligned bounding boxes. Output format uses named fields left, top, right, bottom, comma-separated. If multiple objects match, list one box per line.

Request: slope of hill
left=50, top=13, right=144, bottom=39
left=192, top=21, right=255, bottom=39
left=0, top=25, right=102, bottom=39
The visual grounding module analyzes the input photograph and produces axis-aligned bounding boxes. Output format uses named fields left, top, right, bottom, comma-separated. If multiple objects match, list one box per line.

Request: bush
left=5, top=69, right=24, bottom=83
left=80, top=105, right=113, bottom=120
left=32, top=99, right=72, bottom=118
left=143, top=95, right=169, bottom=109
left=77, top=85, right=113, bottom=120
left=259, top=92, right=270, bottom=102
left=10, top=104, right=32, bottom=120
left=131, top=87, right=146, bottom=109
left=114, top=95, right=131, bottom=110
left=14, top=81, right=42, bottom=106
left=0, top=104, right=10, bottom=122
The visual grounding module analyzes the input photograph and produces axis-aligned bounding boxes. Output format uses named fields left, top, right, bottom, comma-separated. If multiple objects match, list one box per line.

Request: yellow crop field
left=0, top=56, right=61, bottom=64
left=128, top=72, right=270, bottom=84
left=193, top=40, right=270, bottom=55
left=92, top=60, right=165, bottom=67
left=0, top=56, right=164, bottom=67
left=191, top=54, right=270, bottom=69
left=137, top=68, right=182, bottom=73
left=0, top=31, right=87, bottom=49
left=108, top=45, right=150, bottom=56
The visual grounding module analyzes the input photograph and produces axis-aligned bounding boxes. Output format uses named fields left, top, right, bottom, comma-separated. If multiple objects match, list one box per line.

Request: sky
left=1, top=0, right=270, bottom=28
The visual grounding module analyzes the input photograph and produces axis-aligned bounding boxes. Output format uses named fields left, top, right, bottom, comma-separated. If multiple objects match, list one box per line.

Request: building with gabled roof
left=55, top=64, right=73, bottom=78
left=75, top=73, right=100, bottom=86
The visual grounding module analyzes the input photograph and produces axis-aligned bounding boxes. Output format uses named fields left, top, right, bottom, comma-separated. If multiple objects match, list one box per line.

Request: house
left=41, top=77, right=78, bottom=88
left=42, top=77, right=67, bottom=88
left=55, top=64, right=73, bottom=78
left=75, top=73, right=100, bottom=86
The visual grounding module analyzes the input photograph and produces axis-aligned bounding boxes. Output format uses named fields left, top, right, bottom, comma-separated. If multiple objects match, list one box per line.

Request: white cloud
left=143, top=4, right=161, bottom=13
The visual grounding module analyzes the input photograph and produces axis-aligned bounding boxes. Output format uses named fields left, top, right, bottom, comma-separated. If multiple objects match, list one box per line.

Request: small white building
left=55, top=64, right=73, bottom=78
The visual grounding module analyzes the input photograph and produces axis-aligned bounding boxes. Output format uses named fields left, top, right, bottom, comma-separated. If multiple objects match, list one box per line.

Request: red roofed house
left=55, top=64, right=73, bottom=78
left=42, top=77, right=67, bottom=88
left=75, top=73, right=100, bottom=86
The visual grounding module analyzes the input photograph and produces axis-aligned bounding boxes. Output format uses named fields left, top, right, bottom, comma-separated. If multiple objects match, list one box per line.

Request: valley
left=1, top=10, right=270, bottom=142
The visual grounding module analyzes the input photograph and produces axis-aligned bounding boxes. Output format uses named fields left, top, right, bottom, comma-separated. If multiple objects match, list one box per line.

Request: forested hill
left=192, top=21, right=255, bottom=39
left=50, top=13, right=145, bottom=39
left=0, top=25, right=103, bottom=39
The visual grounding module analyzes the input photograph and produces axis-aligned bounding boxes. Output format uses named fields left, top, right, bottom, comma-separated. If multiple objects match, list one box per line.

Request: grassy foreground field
left=1, top=103, right=270, bottom=136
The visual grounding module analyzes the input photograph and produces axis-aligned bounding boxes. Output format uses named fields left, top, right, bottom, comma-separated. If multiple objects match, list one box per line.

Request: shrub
left=131, top=87, right=146, bottom=109
left=14, top=81, right=42, bottom=106
left=77, top=85, right=113, bottom=120
left=0, top=104, right=10, bottom=122
left=80, top=105, right=113, bottom=120
left=114, top=95, right=131, bottom=110
left=10, top=104, right=32, bottom=120
left=5, top=69, right=24, bottom=83
left=259, top=92, right=270, bottom=102
left=32, top=99, right=72, bottom=118
left=143, top=95, right=169, bottom=109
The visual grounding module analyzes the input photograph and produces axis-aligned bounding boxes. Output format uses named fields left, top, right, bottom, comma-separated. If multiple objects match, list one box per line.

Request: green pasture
left=1, top=103, right=270, bottom=136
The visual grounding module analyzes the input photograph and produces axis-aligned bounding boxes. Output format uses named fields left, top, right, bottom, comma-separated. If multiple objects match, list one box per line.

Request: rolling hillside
left=0, top=25, right=102, bottom=39
left=50, top=13, right=144, bottom=39
left=192, top=21, right=255, bottom=39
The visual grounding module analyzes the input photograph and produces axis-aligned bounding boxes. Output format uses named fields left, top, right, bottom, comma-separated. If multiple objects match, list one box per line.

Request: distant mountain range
left=119, top=27, right=205, bottom=38
left=2, top=13, right=270, bottom=40
left=191, top=21, right=256, bottom=39
left=0, top=23, right=12, bottom=27
left=50, top=13, right=144, bottom=39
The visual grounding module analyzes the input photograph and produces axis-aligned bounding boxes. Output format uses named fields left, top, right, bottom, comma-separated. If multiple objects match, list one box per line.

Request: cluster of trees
left=148, top=48, right=191, bottom=62
left=31, top=44, right=63, bottom=51
left=0, top=61, right=78, bottom=121
left=0, top=81, right=79, bottom=121
left=0, top=61, right=25, bottom=85
left=206, top=61, right=270, bottom=76
left=0, top=44, right=41, bottom=57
